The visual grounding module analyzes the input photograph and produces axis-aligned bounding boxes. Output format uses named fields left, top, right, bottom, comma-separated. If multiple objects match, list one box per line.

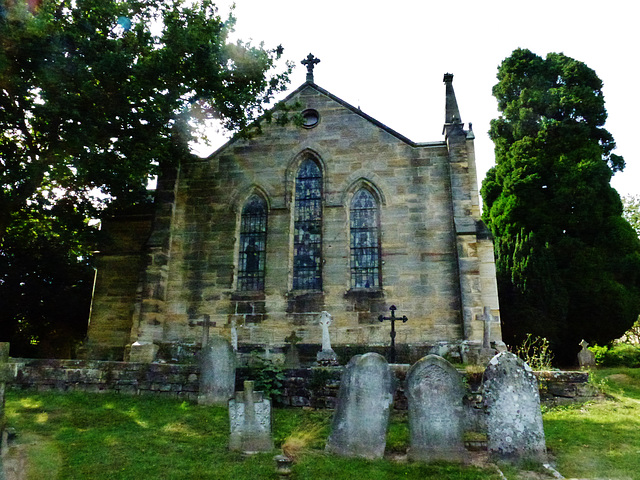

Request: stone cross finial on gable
left=301, top=53, right=320, bottom=83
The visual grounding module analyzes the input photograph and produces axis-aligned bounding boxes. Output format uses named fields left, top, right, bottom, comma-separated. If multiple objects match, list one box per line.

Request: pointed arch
left=285, top=149, right=326, bottom=209
left=237, top=191, right=268, bottom=291
left=293, top=156, right=323, bottom=290
left=349, top=187, right=382, bottom=289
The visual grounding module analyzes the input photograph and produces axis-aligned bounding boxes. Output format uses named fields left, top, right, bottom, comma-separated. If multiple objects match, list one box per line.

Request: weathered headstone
left=284, top=331, right=302, bottom=369
left=316, top=311, right=338, bottom=365
left=326, top=353, right=394, bottom=459
left=406, top=355, right=466, bottom=462
left=483, top=351, right=547, bottom=464
left=577, top=339, right=596, bottom=368
left=198, top=335, right=236, bottom=406
left=229, top=380, right=274, bottom=453
left=129, top=340, right=159, bottom=363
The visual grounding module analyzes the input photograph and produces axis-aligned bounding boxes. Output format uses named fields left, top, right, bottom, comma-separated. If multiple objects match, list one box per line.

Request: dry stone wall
left=6, top=358, right=600, bottom=409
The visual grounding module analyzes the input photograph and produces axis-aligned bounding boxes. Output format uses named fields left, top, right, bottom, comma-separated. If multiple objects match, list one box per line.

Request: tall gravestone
left=483, top=351, right=547, bottom=464
left=229, top=380, right=273, bottom=453
left=406, top=355, right=466, bottom=462
left=198, top=335, right=236, bottom=406
left=325, top=353, right=394, bottom=459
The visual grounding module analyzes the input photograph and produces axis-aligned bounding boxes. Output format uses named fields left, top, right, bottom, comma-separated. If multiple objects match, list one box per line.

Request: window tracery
left=238, top=194, right=267, bottom=291
left=350, top=188, right=381, bottom=289
left=293, top=159, right=323, bottom=290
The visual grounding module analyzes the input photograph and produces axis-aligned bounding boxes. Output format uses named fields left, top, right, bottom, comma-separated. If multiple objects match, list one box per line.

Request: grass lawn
left=543, top=368, right=640, bottom=479
left=4, top=368, right=640, bottom=479
left=2, top=391, right=498, bottom=480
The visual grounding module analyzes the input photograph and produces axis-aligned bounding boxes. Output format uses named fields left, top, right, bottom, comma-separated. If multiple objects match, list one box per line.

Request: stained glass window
left=238, top=194, right=267, bottom=291
left=293, top=159, right=322, bottom=290
left=350, top=189, right=381, bottom=289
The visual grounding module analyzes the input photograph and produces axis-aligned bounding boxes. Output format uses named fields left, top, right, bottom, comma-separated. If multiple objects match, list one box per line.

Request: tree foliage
left=622, top=195, right=640, bottom=238
left=0, top=0, right=291, bottom=355
left=481, top=49, right=640, bottom=362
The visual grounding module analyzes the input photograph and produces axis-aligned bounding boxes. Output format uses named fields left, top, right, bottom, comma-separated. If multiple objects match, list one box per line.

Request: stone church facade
left=85, top=62, right=502, bottom=364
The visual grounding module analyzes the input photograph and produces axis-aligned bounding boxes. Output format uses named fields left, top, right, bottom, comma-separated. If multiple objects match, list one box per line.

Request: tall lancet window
left=293, top=159, right=323, bottom=290
left=238, top=194, right=267, bottom=291
left=350, top=189, right=381, bottom=289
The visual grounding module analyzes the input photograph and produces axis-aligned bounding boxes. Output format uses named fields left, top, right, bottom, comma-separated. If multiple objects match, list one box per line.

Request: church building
left=85, top=55, right=503, bottom=364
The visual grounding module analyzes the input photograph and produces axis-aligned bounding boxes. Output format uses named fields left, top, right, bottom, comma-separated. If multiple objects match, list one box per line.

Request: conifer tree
left=481, top=49, right=640, bottom=361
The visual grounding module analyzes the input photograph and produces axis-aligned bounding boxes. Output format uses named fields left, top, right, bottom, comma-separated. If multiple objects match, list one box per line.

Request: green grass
left=9, top=370, right=640, bottom=479
left=3, top=391, right=498, bottom=480
left=542, top=367, right=640, bottom=479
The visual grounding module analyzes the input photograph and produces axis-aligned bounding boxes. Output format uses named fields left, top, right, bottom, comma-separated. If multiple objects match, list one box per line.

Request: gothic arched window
left=350, top=188, right=381, bottom=289
left=293, top=159, right=322, bottom=290
left=238, top=194, right=267, bottom=291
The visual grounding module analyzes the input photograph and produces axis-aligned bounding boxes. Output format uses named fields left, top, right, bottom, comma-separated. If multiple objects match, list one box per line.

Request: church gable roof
left=208, top=80, right=444, bottom=159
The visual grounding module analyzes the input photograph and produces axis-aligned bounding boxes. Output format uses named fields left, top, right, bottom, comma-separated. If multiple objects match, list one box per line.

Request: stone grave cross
left=317, top=311, right=338, bottom=365
left=378, top=305, right=408, bottom=363
left=284, top=330, right=302, bottom=368
left=301, top=53, right=320, bottom=82
left=229, top=380, right=273, bottom=453
left=190, top=315, right=215, bottom=347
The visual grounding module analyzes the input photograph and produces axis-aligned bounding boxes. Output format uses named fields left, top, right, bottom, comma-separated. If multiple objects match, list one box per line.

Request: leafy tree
left=0, top=0, right=291, bottom=355
left=0, top=0, right=291, bottom=243
left=622, top=195, right=640, bottom=237
left=481, top=49, right=640, bottom=363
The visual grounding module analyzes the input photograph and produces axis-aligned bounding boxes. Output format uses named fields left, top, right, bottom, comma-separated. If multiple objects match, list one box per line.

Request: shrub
left=513, top=333, right=554, bottom=370
left=603, top=343, right=640, bottom=368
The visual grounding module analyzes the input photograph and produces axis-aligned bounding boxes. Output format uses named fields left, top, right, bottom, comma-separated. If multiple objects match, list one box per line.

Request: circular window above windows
left=301, top=109, right=320, bottom=128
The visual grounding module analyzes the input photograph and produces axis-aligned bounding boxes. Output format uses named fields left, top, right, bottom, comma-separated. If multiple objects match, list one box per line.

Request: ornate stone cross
left=319, top=311, right=333, bottom=352
left=316, top=311, right=338, bottom=365
left=301, top=53, right=321, bottom=82
left=378, top=305, right=408, bottom=363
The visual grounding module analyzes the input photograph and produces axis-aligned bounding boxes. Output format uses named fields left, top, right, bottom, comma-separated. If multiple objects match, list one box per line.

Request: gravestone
left=129, top=340, right=159, bottom=363
left=483, top=351, right=547, bottom=464
left=198, top=335, right=236, bottom=406
left=229, top=380, right=274, bottom=453
left=577, top=339, right=596, bottom=368
left=316, top=311, right=338, bottom=365
left=325, top=353, right=394, bottom=459
left=406, top=355, right=466, bottom=462
left=284, top=331, right=302, bottom=369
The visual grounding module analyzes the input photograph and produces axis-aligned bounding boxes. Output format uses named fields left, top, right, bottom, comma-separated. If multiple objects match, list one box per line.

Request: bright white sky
left=198, top=0, right=639, bottom=199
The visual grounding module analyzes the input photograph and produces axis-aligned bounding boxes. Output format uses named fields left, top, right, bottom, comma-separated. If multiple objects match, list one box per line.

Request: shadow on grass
left=5, top=391, right=501, bottom=480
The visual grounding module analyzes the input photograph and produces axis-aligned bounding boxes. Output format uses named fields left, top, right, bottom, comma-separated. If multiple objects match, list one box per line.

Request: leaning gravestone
left=406, top=355, right=466, bottom=462
left=325, top=353, right=394, bottom=459
left=483, top=351, right=547, bottom=464
left=229, top=380, right=273, bottom=453
left=198, top=335, right=236, bottom=406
